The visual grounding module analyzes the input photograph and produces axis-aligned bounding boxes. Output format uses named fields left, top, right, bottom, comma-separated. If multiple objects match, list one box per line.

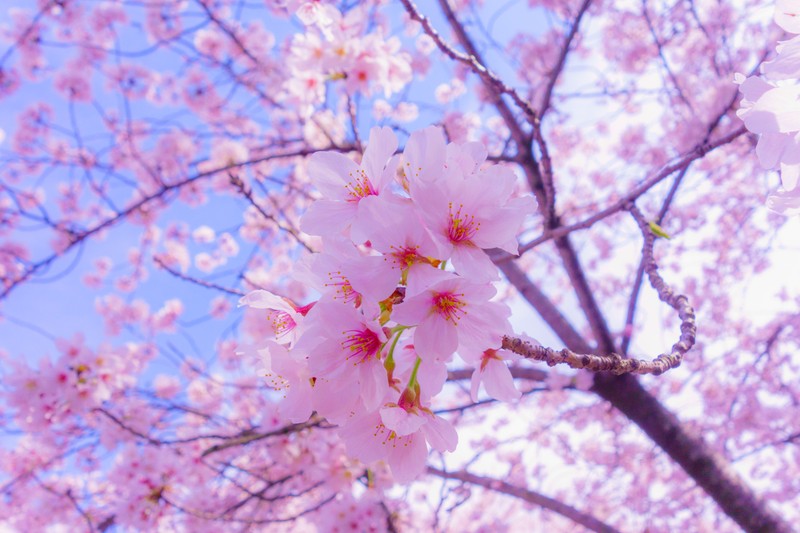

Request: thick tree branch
left=590, top=372, right=791, bottom=532
left=428, top=467, right=620, bottom=533
left=425, top=4, right=784, bottom=524
left=498, top=256, right=790, bottom=532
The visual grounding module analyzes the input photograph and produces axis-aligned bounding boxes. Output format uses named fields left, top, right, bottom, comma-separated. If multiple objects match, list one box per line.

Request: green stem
left=408, top=356, right=422, bottom=389
left=385, top=326, right=407, bottom=371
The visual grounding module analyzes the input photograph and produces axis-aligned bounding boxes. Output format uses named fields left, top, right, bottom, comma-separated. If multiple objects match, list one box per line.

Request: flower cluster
left=283, top=3, right=413, bottom=112
left=737, top=0, right=800, bottom=214
left=241, top=126, right=532, bottom=483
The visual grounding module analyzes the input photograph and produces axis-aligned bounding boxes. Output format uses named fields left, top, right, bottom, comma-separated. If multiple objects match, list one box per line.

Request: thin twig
left=154, top=256, right=244, bottom=296
left=620, top=165, right=689, bottom=354
left=514, top=126, right=748, bottom=255
left=229, top=173, right=315, bottom=253
left=1, top=147, right=331, bottom=301
left=539, top=0, right=593, bottom=116
left=202, top=418, right=325, bottom=457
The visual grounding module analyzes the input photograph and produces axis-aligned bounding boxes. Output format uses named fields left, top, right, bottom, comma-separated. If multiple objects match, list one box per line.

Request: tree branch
left=201, top=418, right=325, bottom=457
left=496, top=232, right=789, bottom=531
left=153, top=256, right=245, bottom=297
left=514, top=126, right=748, bottom=255
left=0, top=146, right=335, bottom=301
left=502, top=203, right=696, bottom=376
left=539, top=0, right=593, bottom=116
left=428, top=467, right=620, bottom=533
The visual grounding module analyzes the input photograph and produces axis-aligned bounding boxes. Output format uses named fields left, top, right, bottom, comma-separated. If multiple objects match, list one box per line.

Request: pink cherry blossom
left=776, top=0, right=800, bottom=33
left=359, top=194, right=443, bottom=295
left=410, top=145, right=533, bottom=280
left=301, top=126, right=399, bottom=242
left=470, top=348, right=522, bottom=403
left=392, top=272, right=512, bottom=362
left=1, top=2, right=794, bottom=531
left=301, top=238, right=398, bottom=307
left=256, top=340, right=314, bottom=423
left=300, top=303, right=389, bottom=412
left=238, top=289, right=309, bottom=345
left=343, top=411, right=428, bottom=483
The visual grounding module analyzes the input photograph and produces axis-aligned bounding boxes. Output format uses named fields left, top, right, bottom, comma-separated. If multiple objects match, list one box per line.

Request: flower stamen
left=433, top=291, right=466, bottom=325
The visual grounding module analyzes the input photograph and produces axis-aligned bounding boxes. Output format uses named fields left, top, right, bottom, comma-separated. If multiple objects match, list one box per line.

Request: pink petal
left=388, top=433, right=428, bottom=483
left=281, top=381, right=314, bottom=423
left=341, top=412, right=386, bottom=464
left=406, top=264, right=445, bottom=296
left=767, top=187, right=800, bottom=215
left=473, top=197, right=535, bottom=253
left=300, top=199, right=355, bottom=237
left=404, top=126, right=447, bottom=184
left=359, top=360, right=389, bottom=412
left=238, top=290, right=294, bottom=313
left=776, top=0, right=800, bottom=33
left=345, top=254, right=399, bottom=303
left=470, top=368, right=482, bottom=402
left=362, top=126, right=398, bottom=190
left=450, top=244, right=499, bottom=281
left=421, top=415, right=458, bottom=452
left=746, top=87, right=800, bottom=134
left=764, top=37, right=800, bottom=80
left=308, top=151, right=361, bottom=199
left=391, top=291, right=432, bottom=326
left=312, top=379, right=359, bottom=425
left=482, top=359, right=521, bottom=403
left=380, top=405, right=426, bottom=436
left=414, top=316, right=458, bottom=361
left=781, top=162, right=800, bottom=191
left=737, top=75, right=773, bottom=102
left=417, top=358, right=449, bottom=399
left=756, top=132, right=790, bottom=169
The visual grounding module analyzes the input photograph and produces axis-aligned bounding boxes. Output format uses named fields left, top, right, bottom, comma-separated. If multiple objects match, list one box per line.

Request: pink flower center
left=433, top=291, right=466, bottom=325
left=480, top=348, right=502, bottom=371
left=341, top=328, right=382, bottom=364
left=264, top=372, right=290, bottom=396
left=389, top=244, right=421, bottom=268
left=372, top=422, right=413, bottom=448
left=447, top=202, right=480, bottom=243
left=325, top=270, right=361, bottom=305
left=267, top=310, right=296, bottom=338
left=345, top=169, right=377, bottom=202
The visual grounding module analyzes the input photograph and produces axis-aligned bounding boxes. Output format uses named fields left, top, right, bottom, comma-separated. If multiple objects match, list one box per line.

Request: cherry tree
left=0, top=0, right=798, bottom=531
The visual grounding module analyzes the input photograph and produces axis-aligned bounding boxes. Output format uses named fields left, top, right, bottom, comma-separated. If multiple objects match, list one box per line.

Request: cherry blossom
left=301, top=126, right=399, bottom=242
left=0, top=1, right=797, bottom=531
left=470, top=348, right=522, bottom=402
left=392, top=271, right=511, bottom=362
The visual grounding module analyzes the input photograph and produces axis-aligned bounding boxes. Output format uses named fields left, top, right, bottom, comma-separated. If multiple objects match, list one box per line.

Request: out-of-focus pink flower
left=470, top=348, right=522, bottom=402
left=776, top=0, right=800, bottom=33
left=239, top=290, right=310, bottom=346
